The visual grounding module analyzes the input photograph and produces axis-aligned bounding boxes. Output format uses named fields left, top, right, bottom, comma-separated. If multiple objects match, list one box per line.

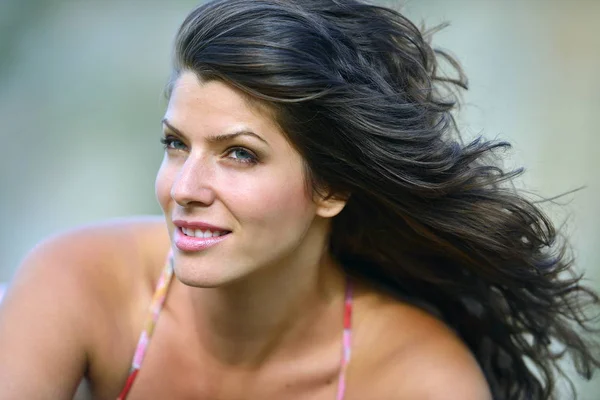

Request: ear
left=315, top=192, right=349, bottom=219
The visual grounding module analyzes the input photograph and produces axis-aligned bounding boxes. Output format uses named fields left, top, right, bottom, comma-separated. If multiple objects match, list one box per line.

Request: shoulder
left=13, top=215, right=169, bottom=294
left=382, top=324, right=491, bottom=399
left=3, top=215, right=171, bottom=329
left=352, top=289, right=491, bottom=400
left=27, top=215, right=167, bottom=272
left=0, top=216, right=170, bottom=398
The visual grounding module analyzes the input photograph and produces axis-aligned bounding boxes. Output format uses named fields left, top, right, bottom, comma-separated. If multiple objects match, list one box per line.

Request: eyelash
left=225, top=147, right=259, bottom=164
left=160, top=136, right=185, bottom=151
left=160, top=136, right=259, bottom=165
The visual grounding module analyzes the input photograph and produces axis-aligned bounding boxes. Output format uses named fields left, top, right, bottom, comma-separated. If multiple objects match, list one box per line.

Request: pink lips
left=172, top=220, right=231, bottom=252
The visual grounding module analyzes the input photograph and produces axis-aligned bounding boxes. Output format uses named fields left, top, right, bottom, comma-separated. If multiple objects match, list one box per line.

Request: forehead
left=165, top=71, right=279, bottom=134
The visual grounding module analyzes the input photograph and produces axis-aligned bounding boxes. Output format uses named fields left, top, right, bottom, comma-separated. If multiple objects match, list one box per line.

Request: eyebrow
left=161, top=118, right=268, bottom=145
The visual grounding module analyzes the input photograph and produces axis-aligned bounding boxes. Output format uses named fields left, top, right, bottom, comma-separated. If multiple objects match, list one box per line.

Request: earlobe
left=315, top=194, right=349, bottom=219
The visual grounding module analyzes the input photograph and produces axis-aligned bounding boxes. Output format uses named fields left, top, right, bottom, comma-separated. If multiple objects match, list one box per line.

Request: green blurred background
left=0, top=0, right=598, bottom=397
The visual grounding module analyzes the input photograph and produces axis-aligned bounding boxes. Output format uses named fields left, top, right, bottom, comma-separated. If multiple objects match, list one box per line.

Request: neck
left=178, top=250, right=346, bottom=369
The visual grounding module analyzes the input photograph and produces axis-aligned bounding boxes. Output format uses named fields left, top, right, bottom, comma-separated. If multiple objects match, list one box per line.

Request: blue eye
left=160, top=136, right=187, bottom=151
left=227, top=147, right=258, bottom=164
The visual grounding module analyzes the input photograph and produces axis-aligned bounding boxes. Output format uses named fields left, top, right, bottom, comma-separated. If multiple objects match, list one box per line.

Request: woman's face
left=155, top=71, right=344, bottom=287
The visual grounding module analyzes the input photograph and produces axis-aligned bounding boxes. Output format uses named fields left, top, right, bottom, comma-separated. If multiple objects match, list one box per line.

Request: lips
left=172, top=220, right=231, bottom=252
left=172, top=219, right=230, bottom=231
left=180, top=227, right=228, bottom=238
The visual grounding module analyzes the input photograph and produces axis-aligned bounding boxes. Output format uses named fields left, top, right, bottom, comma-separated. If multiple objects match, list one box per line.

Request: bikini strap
left=117, top=252, right=174, bottom=400
left=117, top=258, right=353, bottom=400
left=336, top=277, right=353, bottom=400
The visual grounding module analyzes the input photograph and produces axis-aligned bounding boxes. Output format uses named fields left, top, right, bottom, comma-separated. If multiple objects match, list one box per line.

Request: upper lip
left=173, top=220, right=231, bottom=232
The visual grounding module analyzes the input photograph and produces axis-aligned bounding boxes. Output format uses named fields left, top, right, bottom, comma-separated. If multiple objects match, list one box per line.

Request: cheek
left=227, top=163, right=315, bottom=229
left=266, top=180, right=311, bottom=217
left=155, top=158, right=172, bottom=212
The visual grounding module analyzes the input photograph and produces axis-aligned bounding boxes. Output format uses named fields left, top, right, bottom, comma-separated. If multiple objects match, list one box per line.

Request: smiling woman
left=155, top=74, right=347, bottom=290
left=0, top=1, right=599, bottom=400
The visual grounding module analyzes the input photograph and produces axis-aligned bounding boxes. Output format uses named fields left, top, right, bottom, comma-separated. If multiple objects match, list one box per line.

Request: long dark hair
left=168, top=0, right=600, bottom=398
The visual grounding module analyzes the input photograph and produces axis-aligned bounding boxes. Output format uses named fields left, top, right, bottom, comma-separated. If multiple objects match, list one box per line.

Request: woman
left=0, top=0, right=598, bottom=399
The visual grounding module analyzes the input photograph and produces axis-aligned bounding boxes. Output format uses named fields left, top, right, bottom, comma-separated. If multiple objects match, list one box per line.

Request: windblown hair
left=169, top=1, right=600, bottom=398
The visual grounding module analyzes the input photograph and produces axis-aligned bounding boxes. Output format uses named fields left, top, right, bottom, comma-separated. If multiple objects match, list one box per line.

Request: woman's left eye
left=226, top=147, right=258, bottom=164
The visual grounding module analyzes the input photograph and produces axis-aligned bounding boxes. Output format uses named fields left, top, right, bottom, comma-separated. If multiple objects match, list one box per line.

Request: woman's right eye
left=160, top=136, right=187, bottom=151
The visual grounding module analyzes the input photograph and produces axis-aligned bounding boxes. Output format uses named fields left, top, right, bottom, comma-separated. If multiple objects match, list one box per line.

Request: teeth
left=181, top=227, right=225, bottom=238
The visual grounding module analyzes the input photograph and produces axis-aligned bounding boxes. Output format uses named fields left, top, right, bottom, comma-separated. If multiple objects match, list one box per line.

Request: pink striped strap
left=336, top=278, right=353, bottom=400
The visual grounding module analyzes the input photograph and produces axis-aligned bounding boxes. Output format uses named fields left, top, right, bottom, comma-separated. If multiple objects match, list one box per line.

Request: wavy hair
left=168, top=1, right=600, bottom=398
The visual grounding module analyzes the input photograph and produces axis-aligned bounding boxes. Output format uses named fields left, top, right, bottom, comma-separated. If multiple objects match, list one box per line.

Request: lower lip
left=174, top=228, right=230, bottom=252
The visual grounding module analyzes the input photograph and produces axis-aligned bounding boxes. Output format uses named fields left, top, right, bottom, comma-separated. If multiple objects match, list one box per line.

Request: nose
left=170, top=156, right=217, bottom=207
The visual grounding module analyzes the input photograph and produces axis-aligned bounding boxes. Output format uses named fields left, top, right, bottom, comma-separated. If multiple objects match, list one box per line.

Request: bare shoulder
left=5, top=215, right=172, bottom=336
left=10, top=215, right=169, bottom=295
left=0, top=216, right=170, bottom=399
left=351, top=288, right=491, bottom=400
left=382, top=319, right=491, bottom=399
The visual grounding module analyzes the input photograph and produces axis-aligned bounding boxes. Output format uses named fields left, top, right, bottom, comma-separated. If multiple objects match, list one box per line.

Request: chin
left=171, top=252, right=248, bottom=288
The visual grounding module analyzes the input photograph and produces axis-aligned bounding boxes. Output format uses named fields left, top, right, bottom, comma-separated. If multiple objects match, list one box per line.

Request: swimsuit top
left=117, top=254, right=354, bottom=400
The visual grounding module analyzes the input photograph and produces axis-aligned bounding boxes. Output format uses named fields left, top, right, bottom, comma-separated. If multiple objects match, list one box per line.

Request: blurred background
left=0, top=0, right=598, bottom=396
